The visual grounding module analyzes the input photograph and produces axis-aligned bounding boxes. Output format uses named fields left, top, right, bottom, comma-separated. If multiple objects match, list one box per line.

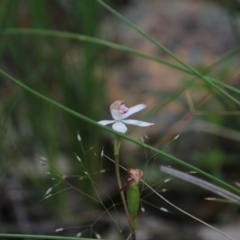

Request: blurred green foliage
left=0, top=0, right=104, bottom=217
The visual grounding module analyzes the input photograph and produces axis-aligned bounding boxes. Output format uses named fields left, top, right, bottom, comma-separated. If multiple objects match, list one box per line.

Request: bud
left=124, top=168, right=143, bottom=235
left=126, top=168, right=143, bottom=218
left=127, top=168, right=143, bottom=187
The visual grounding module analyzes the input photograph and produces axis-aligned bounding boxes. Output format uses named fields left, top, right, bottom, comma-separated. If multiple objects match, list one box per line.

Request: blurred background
left=1, top=0, right=240, bottom=239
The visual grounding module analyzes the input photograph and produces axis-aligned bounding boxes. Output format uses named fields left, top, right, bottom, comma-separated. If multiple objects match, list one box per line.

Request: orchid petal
left=98, top=120, right=116, bottom=125
left=111, top=109, right=123, bottom=120
left=112, top=121, right=128, bottom=133
left=122, top=119, right=154, bottom=127
left=121, top=104, right=146, bottom=119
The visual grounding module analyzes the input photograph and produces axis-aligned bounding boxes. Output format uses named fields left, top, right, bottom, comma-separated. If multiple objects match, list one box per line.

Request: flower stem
left=130, top=217, right=137, bottom=240
left=114, top=136, right=131, bottom=224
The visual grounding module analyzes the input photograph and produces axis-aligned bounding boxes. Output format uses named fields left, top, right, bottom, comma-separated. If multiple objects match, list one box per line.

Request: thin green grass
left=2, top=28, right=240, bottom=96
left=0, top=234, right=99, bottom=240
left=1, top=1, right=240, bottom=239
left=1, top=68, right=239, bottom=196
left=96, top=0, right=240, bottom=107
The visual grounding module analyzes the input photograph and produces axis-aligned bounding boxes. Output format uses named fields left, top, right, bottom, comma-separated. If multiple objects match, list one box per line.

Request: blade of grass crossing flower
left=1, top=68, right=240, bottom=195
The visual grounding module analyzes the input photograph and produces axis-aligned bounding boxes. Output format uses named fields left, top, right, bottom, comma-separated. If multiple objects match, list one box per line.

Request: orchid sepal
left=98, top=100, right=154, bottom=133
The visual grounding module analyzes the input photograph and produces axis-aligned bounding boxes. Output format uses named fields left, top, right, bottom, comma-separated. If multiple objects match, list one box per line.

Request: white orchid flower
left=98, top=100, right=154, bottom=133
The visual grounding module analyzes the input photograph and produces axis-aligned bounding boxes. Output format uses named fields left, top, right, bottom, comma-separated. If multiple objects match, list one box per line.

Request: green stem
left=114, top=136, right=131, bottom=224
left=130, top=216, right=137, bottom=240
left=127, top=183, right=141, bottom=240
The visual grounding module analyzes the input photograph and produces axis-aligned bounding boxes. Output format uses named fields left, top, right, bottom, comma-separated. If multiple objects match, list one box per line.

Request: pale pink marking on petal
left=122, top=119, right=154, bottom=127
left=111, top=109, right=123, bottom=120
left=112, top=121, right=128, bottom=133
left=121, top=104, right=146, bottom=119
left=98, top=120, right=116, bottom=125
